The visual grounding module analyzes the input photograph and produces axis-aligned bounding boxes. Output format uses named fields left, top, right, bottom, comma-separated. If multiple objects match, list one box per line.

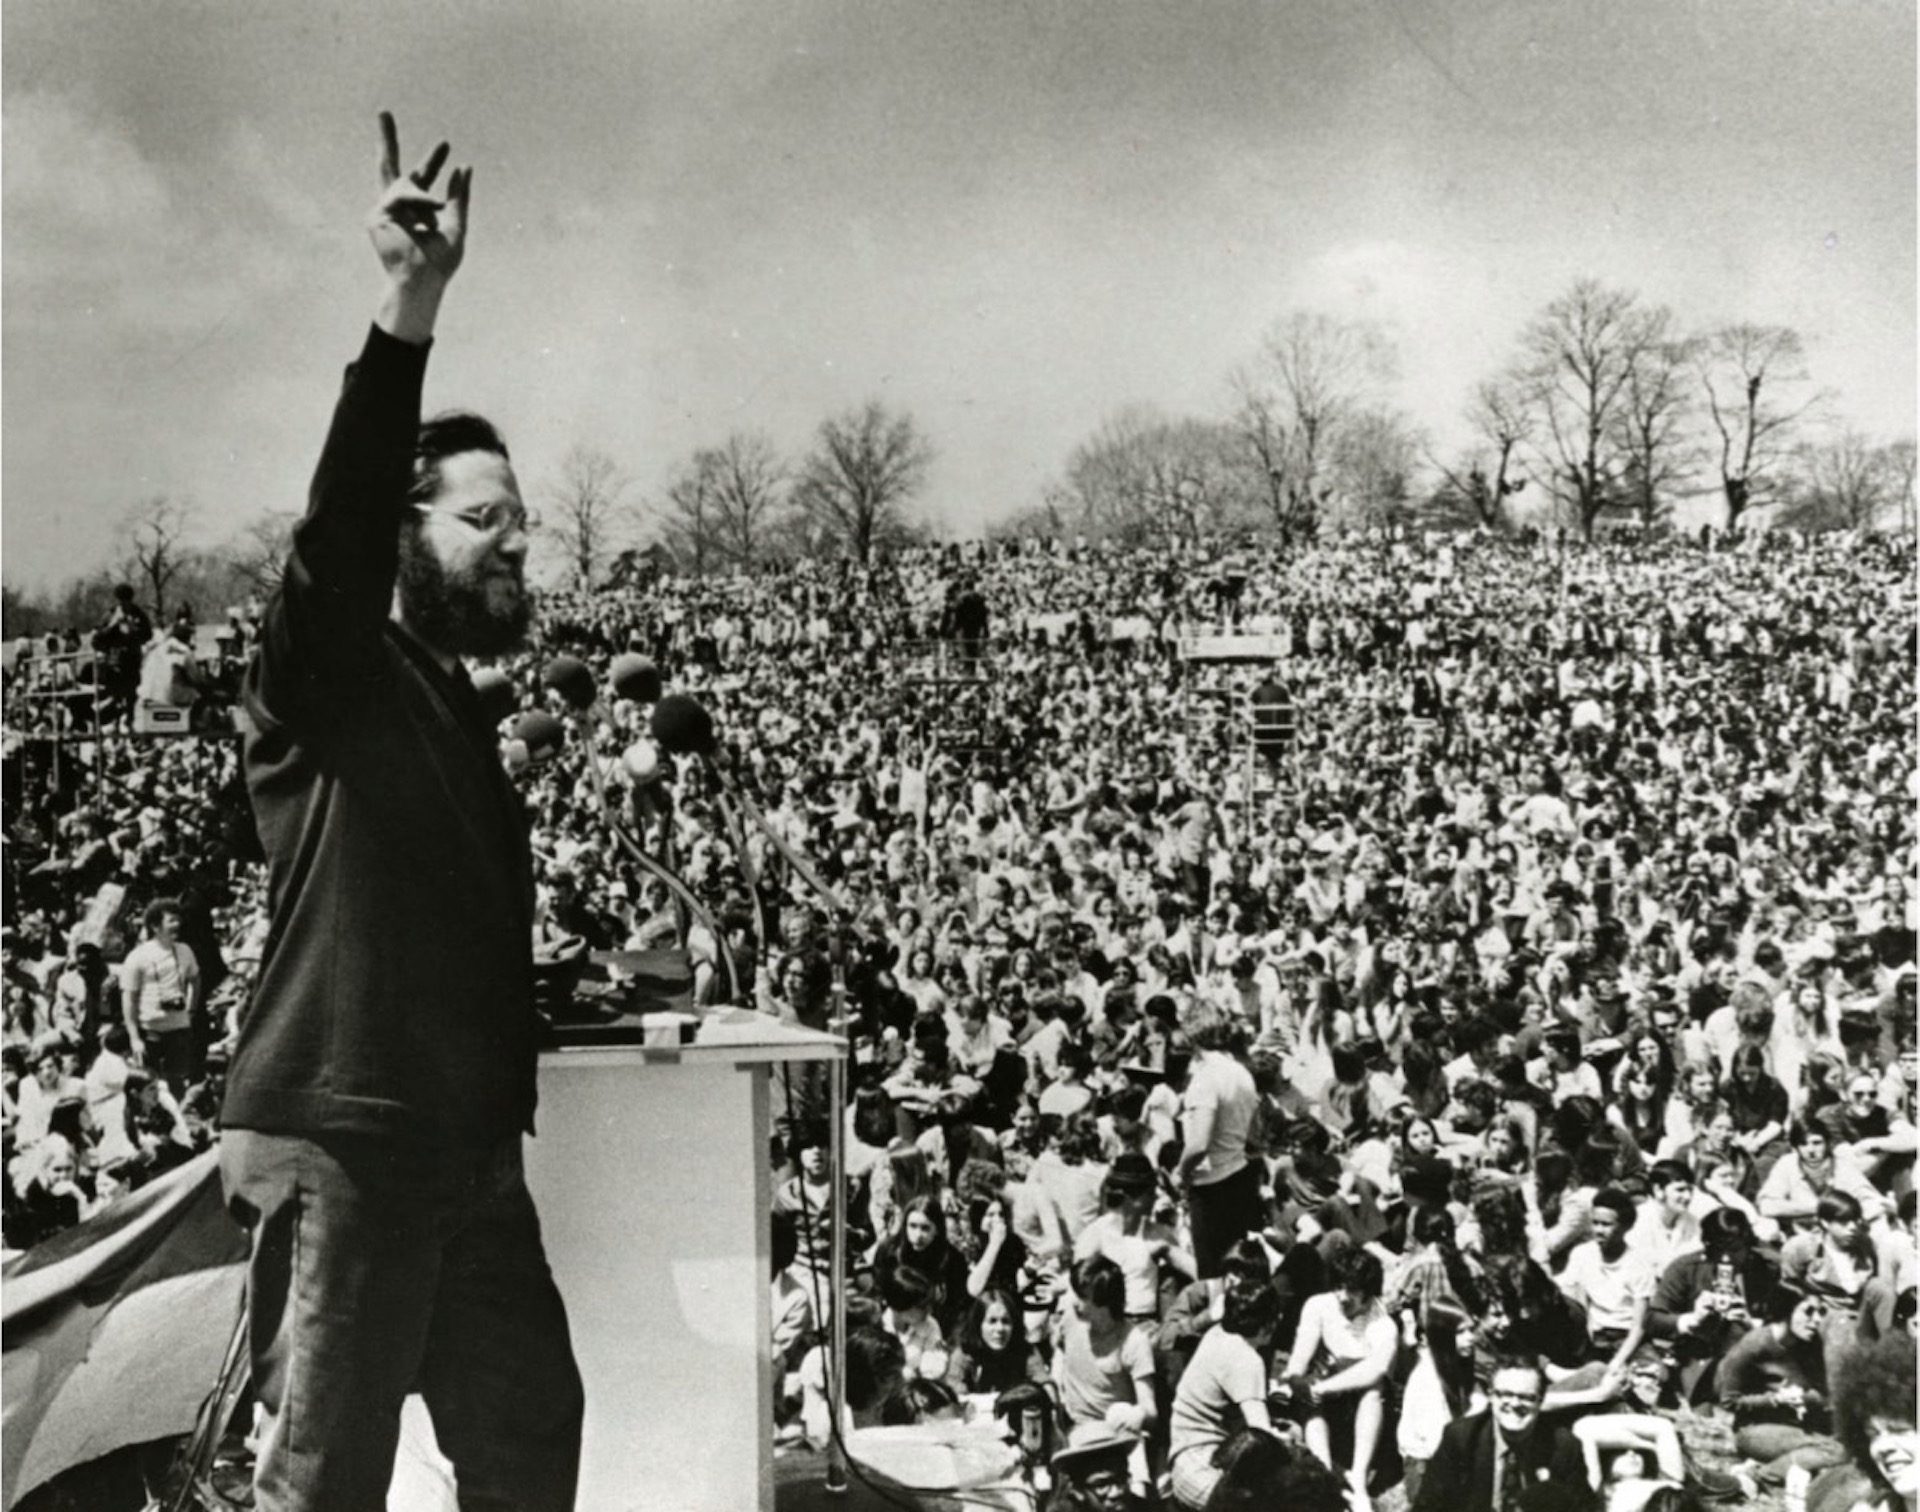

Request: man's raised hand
left=369, top=111, right=471, bottom=341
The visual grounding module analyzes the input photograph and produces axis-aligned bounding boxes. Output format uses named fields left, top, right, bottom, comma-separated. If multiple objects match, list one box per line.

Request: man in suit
left=1412, top=1357, right=1594, bottom=1512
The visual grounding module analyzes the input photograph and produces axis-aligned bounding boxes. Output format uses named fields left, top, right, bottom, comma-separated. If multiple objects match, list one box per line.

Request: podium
left=390, top=1006, right=845, bottom=1512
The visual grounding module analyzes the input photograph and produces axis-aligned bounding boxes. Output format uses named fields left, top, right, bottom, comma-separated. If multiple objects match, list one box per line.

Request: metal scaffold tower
left=1175, top=628, right=1300, bottom=807
left=897, top=638, right=997, bottom=759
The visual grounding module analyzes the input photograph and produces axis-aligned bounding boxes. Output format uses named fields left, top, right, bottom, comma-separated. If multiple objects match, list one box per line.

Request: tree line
left=5, top=273, right=1913, bottom=639
left=1003, top=277, right=1914, bottom=544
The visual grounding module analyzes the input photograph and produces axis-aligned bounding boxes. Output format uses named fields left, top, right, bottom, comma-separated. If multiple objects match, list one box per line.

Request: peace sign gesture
left=368, top=110, right=471, bottom=289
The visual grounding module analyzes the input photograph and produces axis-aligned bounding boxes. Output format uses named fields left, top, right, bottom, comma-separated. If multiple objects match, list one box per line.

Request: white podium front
left=390, top=1009, right=844, bottom=1512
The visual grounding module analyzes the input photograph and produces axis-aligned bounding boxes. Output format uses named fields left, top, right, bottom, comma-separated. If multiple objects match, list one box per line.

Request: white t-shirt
left=121, top=937, right=196, bottom=1033
left=1558, top=1241, right=1657, bottom=1334
left=1168, top=1326, right=1268, bottom=1467
left=1073, top=1213, right=1178, bottom=1317
left=1181, top=1051, right=1256, bottom=1187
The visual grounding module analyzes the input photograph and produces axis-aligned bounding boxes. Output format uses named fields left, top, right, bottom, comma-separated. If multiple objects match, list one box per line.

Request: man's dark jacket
left=221, top=327, right=537, bottom=1149
left=1411, top=1410, right=1591, bottom=1512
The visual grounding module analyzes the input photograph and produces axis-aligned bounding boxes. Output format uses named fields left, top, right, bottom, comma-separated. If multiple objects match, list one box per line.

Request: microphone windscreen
left=541, top=655, right=596, bottom=711
left=470, top=666, right=518, bottom=726
left=650, top=694, right=715, bottom=757
left=512, top=710, right=566, bottom=762
left=609, top=653, right=663, bottom=705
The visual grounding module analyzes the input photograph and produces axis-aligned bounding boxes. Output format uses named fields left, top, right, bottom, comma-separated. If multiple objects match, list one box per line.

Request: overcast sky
left=4, top=0, right=1913, bottom=588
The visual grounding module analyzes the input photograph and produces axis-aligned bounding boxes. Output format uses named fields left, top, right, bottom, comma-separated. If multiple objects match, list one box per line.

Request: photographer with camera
left=1645, top=1208, right=1783, bottom=1403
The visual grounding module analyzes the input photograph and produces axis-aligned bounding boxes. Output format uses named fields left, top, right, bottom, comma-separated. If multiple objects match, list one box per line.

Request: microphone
left=649, top=692, right=848, bottom=921
left=512, top=710, right=566, bottom=765
left=541, top=655, right=596, bottom=711
left=470, top=666, right=519, bottom=727
left=651, top=694, right=716, bottom=757
left=610, top=653, right=663, bottom=705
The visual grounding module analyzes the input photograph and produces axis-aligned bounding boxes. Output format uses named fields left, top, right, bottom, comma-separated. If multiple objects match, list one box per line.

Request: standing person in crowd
left=93, top=584, right=154, bottom=726
left=216, top=114, right=582, bottom=1512
left=119, top=899, right=200, bottom=1094
left=1177, top=1000, right=1260, bottom=1278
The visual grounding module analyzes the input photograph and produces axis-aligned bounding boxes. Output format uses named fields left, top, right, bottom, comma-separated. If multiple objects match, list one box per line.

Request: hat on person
left=1051, top=1432, right=1137, bottom=1479
left=1107, top=1151, right=1159, bottom=1195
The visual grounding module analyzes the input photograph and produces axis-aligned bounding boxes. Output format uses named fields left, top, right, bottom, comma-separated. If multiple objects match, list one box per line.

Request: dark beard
left=397, top=529, right=532, bottom=658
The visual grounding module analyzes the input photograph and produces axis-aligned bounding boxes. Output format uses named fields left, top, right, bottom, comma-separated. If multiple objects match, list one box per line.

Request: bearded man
left=219, top=113, right=582, bottom=1512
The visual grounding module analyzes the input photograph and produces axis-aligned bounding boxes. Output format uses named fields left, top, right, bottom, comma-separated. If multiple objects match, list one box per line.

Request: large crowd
left=3, top=526, right=1916, bottom=1512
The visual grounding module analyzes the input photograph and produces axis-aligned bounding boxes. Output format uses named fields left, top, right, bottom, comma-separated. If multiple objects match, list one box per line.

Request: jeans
left=220, top=1130, right=584, bottom=1512
left=1735, top=1424, right=1848, bottom=1486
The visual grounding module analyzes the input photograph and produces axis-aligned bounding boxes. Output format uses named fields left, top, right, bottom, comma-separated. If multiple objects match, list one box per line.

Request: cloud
left=1276, top=240, right=1516, bottom=450
left=4, top=91, right=172, bottom=228
left=4, top=91, right=325, bottom=335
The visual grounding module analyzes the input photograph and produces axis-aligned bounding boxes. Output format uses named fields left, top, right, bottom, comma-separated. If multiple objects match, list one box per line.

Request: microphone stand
left=706, top=773, right=771, bottom=985
left=665, top=717, right=855, bottom=1484
left=715, top=755, right=852, bottom=1495
left=565, top=704, right=743, bottom=1003
left=825, top=927, right=850, bottom=1497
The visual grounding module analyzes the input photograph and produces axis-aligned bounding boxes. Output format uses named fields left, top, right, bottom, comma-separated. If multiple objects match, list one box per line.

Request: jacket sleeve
left=1155, top=1280, right=1213, bottom=1351
left=247, top=326, right=431, bottom=731
left=1645, top=1256, right=1698, bottom=1339
left=1755, top=1156, right=1804, bottom=1217
left=1715, top=1324, right=1775, bottom=1408
left=1412, top=1422, right=1469, bottom=1512
left=1549, top=1430, right=1597, bottom=1508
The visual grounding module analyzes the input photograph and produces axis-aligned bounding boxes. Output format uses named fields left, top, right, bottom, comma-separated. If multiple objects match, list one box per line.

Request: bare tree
left=120, top=495, right=196, bottom=621
left=706, top=431, right=787, bottom=568
left=1053, top=408, right=1253, bottom=542
left=1779, top=430, right=1904, bottom=532
left=1326, top=407, right=1425, bottom=529
left=1888, top=438, right=1917, bottom=534
left=792, top=402, right=934, bottom=562
left=658, top=450, right=725, bottom=577
left=218, top=511, right=301, bottom=599
left=1518, top=279, right=1666, bottom=537
left=1230, top=313, right=1397, bottom=537
left=1693, top=323, right=1822, bottom=532
left=1609, top=328, right=1698, bottom=530
left=1428, top=375, right=1534, bottom=529
left=543, top=445, right=631, bottom=588
left=987, top=494, right=1071, bottom=542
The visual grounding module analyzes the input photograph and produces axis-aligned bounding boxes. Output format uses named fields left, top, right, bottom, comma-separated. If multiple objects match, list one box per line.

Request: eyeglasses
left=413, top=501, right=534, bottom=536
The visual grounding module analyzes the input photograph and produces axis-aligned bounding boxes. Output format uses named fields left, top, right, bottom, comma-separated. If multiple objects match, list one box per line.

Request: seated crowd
left=2, top=525, right=1915, bottom=1512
